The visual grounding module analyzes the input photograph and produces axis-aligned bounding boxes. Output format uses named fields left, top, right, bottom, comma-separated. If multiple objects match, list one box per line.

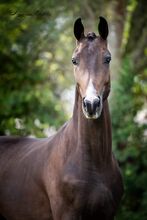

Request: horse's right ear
left=98, top=16, right=109, bottom=40
left=74, top=18, right=85, bottom=41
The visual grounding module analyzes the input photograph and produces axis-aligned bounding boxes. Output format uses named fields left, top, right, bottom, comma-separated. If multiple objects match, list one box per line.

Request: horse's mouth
left=82, top=100, right=103, bottom=119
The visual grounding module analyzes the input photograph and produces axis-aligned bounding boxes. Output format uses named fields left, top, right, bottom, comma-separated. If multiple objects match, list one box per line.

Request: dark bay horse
left=0, top=17, right=123, bottom=220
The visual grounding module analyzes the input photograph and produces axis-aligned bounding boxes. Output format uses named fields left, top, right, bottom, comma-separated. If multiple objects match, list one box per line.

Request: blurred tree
left=0, top=0, right=74, bottom=137
left=110, top=0, right=147, bottom=219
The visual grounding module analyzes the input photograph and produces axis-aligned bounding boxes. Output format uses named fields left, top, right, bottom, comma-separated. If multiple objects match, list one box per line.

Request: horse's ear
left=74, top=18, right=85, bottom=41
left=98, top=16, right=109, bottom=40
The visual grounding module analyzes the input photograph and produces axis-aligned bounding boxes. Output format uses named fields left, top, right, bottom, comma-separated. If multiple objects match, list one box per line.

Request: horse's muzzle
left=82, top=96, right=102, bottom=119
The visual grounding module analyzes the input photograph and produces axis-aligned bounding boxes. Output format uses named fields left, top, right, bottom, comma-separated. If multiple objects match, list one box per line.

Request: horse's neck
left=71, top=86, right=112, bottom=167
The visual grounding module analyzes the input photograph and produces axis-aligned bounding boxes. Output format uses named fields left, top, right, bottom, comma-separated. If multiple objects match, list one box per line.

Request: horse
left=0, top=17, right=123, bottom=220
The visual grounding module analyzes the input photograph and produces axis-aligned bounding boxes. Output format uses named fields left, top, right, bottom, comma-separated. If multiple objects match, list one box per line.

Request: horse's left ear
left=74, top=18, right=85, bottom=41
left=98, top=16, right=109, bottom=40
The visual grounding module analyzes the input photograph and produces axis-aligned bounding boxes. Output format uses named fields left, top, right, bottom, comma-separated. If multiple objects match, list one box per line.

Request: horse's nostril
left=93, top=99, right=100, bottom=113
left=83, top=99, right=93, bottom=115
left=93, top=98, right=101, bottom=108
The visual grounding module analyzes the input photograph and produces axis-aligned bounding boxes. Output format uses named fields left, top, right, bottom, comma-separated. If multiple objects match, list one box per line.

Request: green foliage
left=111, top=57, right=147, bottom=219
left=0, top=0, right=75, bottom=137
left=110, top=1, right=147, bottom=218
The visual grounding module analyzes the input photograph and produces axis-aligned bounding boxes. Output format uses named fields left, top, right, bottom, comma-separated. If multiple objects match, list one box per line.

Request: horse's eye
left=72, top=57, right=79, bottom=65
left=104, top=56, right=111, bottom=64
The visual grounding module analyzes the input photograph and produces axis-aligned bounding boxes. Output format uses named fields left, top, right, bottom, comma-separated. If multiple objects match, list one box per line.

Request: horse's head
left=72, top=17, right=111, bottom=119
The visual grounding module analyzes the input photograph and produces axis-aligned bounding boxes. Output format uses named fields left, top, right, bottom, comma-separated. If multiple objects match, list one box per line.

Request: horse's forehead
left=76, top=36, right=106, bottom=55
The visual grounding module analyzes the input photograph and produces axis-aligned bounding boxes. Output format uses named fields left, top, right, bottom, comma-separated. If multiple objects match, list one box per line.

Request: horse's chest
left=62, top=171, right=115, bottom=212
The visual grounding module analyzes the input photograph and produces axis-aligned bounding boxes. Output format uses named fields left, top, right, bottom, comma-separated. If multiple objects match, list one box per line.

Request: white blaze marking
left=85, top=79, right=97, bottom=102
left=83, top=79, right=103, bottom=119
